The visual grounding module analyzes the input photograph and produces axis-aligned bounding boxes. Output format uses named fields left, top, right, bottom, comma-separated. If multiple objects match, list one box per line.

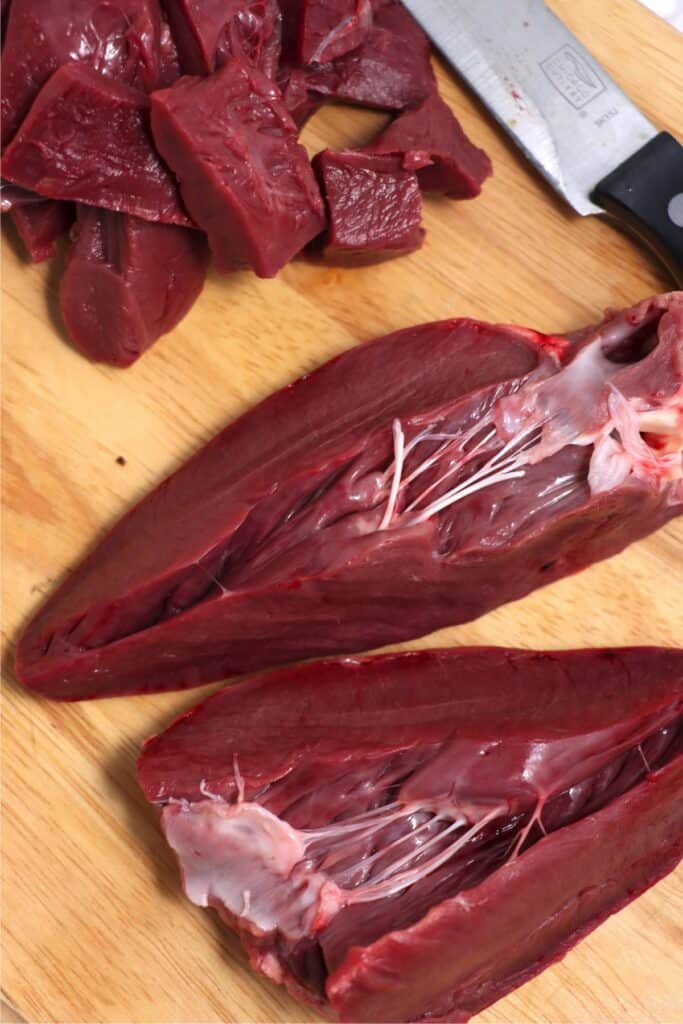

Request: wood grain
left=2, top=1, right=681, bottom=1021
left=0, top=1000, right=27, bottom=1024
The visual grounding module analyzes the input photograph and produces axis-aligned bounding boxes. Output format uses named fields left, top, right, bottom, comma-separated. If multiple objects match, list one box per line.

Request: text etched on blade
left=540, top=45, right=606, bottom=109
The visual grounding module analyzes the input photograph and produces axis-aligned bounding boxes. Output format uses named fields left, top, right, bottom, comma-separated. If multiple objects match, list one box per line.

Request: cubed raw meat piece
left=365, top=91, right=493, bottom=198
left=2, top=64, right=191, bottom=227
left=1, top=0, right=163, bottom=145
left=281, top=0, right=373, bottom=65
left=151, top=60, right=325, bottom=277
left=10, top=200, right=74, bottom=263
left=313, top=149, right=423, bottom=264
left=305, top=2, right=435, bottom=111
left=163, top=0, right=281, bottom=78
left=277, top=64, right=325, bottom=127
left=60, top=206, right=208, bottom=367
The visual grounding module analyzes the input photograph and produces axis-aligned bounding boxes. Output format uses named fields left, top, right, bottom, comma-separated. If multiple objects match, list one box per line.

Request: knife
left=400, top=0, right=683, bottom=284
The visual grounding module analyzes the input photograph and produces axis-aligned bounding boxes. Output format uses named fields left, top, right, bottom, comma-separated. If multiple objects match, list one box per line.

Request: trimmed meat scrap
left=16, top=293, right=683, bottom=700
left=138, top=645, right=683, bottom=1022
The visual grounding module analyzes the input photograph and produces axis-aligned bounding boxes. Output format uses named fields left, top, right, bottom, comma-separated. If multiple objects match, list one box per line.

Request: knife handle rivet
left=667, top=193, right=683, bottom=228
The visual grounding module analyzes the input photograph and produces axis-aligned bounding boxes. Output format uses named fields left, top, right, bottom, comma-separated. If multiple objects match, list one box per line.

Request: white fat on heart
left=589, top=390, right=683, bottom=496
left=162, top=799, right=344, bottom=940
left=159, top=701, right=677, bottom=940
left=377, top=312, right=682, bottom=531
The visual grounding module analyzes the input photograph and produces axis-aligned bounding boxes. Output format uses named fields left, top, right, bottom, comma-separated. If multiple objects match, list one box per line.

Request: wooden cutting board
left=2, top=1, right=682, bottom=1021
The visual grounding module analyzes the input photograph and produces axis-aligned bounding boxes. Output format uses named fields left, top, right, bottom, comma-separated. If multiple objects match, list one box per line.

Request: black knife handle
left=592, top=132, right=683, bottom=287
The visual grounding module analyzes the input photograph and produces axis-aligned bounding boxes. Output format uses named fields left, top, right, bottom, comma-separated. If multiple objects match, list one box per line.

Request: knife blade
left=401, top=0, right=683, bottom=282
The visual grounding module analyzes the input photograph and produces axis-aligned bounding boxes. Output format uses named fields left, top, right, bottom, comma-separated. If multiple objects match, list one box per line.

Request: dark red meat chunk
left=277, top=64, right=325, bottom=127
left=365, top=91, right=493, bottom=198
left=305, top=3, right=435, bottom=111
left=313, top=149, right=423, bottom=264
left=151, top=60, right=325, bottom=277
left=281, top=0, right=373, bottom=65
left=2, top=64, right=191, bottom=227
left=1, top=0, right=10, bottom=42
left=60, top=206, right=208, bottom=367
left=9, top=200, right=74, bottom=263
left=1, top=182, right=75, bottom=260
left=138, top=646, right=683, bottom=1022
left=1, top=0, right=163, bottom=145
left=162, top=0, right=281, bottom=78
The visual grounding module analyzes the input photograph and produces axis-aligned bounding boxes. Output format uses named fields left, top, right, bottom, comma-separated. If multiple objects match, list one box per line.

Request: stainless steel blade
left=401, top=0, right=658, bottom=215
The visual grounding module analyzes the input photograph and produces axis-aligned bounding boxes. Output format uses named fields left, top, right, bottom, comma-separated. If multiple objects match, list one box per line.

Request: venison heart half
left=138, top=645, right=683, bottom=1022
left=17, top=293, right=683, bottom=699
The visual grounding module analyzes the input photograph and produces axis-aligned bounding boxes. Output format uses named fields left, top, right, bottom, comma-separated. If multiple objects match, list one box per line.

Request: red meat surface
left=1, top=0, right=163, bottom=145
left=313, top=149, right=423, bottom=263
left=9, top=200, right=74, bottom=263
left=281, top=0, right=373, bottom=65
left=159, top=14, right=182, bottom=86
left=365, top=91, right=493, bottom=198
left=305, top=3, right=436, bottom=111
left=138, top=645, right=683, bottom=1022
left=2, top=64, right=191, bottom=227
left=60, top=206, right=208, bottom=367
left=151, top=60, right=325, bottom=277
left=163, top=0, right=281, bottom=78
left=1, top=0, right=10, bottom=40
left=15, top=293, right=683, bottom=700
left=277, top=64, right=325, bottom=127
